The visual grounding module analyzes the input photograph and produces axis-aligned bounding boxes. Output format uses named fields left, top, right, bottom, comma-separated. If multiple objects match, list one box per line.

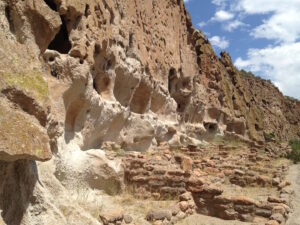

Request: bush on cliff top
left=287, top=140, right=300, bottom=163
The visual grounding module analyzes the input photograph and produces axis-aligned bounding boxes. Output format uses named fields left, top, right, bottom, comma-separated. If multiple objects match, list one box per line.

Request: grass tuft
left=287, top=140, right=300, bottom=164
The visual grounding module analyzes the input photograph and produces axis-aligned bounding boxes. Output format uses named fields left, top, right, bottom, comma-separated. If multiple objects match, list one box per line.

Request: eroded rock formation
left=0, top=0, right=299, bottom=224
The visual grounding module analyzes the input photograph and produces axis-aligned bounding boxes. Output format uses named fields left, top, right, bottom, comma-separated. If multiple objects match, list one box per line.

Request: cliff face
left=240, top=71, right=300, bottom=141
left=1, top=0, right=298, bottom=153
left=0, top=0, right=299, bottom=224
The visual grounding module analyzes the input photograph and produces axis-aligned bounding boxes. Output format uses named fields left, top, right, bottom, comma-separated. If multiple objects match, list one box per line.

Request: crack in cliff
left=4, top=5, right=14, bottom=34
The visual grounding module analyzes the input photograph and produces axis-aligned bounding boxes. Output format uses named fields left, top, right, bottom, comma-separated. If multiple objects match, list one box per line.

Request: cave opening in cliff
left=5, top=5, right=14, bottom=33
left=204, top=122, right=218, bottom=133
left=44, top=0, right=57, bottom=11
left=48, top=17, right=71, bottom=54
left=168, top=68, right=176, bottom=93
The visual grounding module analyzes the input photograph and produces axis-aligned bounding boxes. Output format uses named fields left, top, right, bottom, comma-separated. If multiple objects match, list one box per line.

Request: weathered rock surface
left=1, top=0, right=299, bottom=159
left=241, top=70, right=300, bottom=142
left=55, top=142, right=124, bottom=195
left=0, top=0, right=299, bottom=224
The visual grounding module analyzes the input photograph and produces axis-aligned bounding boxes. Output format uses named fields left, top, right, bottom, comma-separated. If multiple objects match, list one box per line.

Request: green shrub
left=287, top=140, right=300, bottom=163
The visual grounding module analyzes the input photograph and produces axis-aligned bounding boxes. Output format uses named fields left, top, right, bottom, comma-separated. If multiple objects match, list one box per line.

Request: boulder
left=146, top=210, right=172, bottom=222
left=56, top=148, right=124, bottom=195
left=270, top=213, right=285, bottom=224
left=99, top=209, right=124, bottom=225
left=123, top=215, right=133, bottom=224
left=179, top=201, right=189, bottom=212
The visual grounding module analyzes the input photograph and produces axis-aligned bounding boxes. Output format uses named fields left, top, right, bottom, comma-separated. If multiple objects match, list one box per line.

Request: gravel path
left=286, top=164, right=300, bottom=225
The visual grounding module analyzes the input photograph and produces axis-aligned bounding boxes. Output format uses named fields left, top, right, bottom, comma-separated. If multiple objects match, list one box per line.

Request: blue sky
left=184, top=0, right=300, bottom=99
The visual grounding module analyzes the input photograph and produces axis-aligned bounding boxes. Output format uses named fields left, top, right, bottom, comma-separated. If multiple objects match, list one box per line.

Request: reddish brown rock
left=181, top=156, right=193, bottom=172
left=278, top=181, right=291, bottom=189
left=272, top=206, right=286, bottom=215
left=268, top=197, right=287, bottom=204
left=232, top=196, right=257, bottom=206
left=187, top=175, right=206, bottom=187
left=265, top=220, right=280, bottom=225
left=179, top=201, right=189, bottom=212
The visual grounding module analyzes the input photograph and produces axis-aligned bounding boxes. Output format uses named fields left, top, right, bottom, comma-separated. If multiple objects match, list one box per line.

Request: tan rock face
left=0, top=0, right=299, bottom=161
left=0, top=98, right=51, bottom=161
left=241, top=70, right=300, bottom=141
left=0, top=0, right=299, bottom=224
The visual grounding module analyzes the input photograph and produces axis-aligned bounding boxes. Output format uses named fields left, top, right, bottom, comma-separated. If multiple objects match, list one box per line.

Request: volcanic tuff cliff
left=0, top=0, right=299, bottom=224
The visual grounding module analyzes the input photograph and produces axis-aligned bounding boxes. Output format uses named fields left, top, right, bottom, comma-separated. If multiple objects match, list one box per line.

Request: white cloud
left=251, top=9, right=300, bottom=43
left=231, top=0, right=300, bottom=98
left=208, top=0, right=300, bottom=43
left=197, top=21, right=207, bottom=28
left=209, top=36, right=229, bottom=49
left=195, top=0, right=300, bottom=98
left=212, top=10, right=234, bottom=21
left=212, top=0, right=228, bottom=8
left=235, top=43, right=300, bottom=99
left=224, top=20, right=245, bottom=31
left=233, top=0, right=300, bottom=43
left=234, top=0, right=300, bottom=14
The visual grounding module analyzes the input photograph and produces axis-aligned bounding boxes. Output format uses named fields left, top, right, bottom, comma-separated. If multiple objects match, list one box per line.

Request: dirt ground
left=176, top=214, right=261, bottom=225
left=286, top=164, right=300, bottom=225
